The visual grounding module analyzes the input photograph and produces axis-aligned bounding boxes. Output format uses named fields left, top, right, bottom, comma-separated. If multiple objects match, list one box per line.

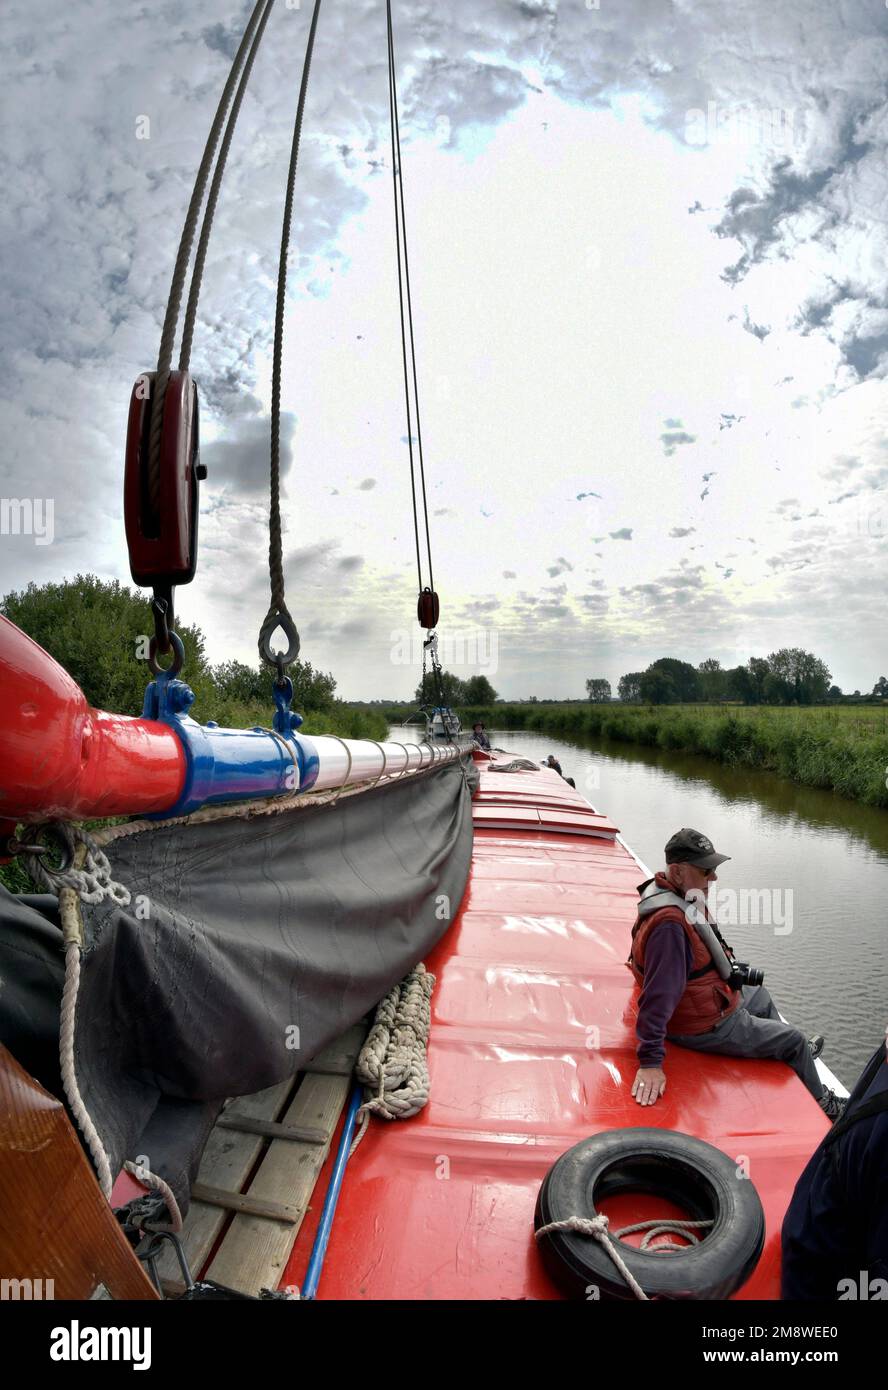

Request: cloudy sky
left=2, top=0, right=887, bottom=701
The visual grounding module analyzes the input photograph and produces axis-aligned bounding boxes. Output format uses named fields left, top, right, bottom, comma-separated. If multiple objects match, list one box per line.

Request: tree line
left=582, top=652, right=886, bottom=706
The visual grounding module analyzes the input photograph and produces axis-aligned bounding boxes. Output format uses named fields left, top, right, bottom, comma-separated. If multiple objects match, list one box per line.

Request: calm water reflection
left=392, top=725, right=888, bottom=1085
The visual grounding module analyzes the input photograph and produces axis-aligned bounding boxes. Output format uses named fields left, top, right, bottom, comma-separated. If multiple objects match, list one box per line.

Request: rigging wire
left=386, top=0, right=435, bottom=599
left=258, top=0, right=324, bottom=674
left=179, top=0, right=276, bottom=373
left=147, top=0, right=274, bottom=520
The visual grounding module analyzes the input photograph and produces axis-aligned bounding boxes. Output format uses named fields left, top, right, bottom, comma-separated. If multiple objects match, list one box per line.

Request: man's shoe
left=808, top=1034, right=825, bottom=1060
left=819, top=1089, right=847, bottom=1123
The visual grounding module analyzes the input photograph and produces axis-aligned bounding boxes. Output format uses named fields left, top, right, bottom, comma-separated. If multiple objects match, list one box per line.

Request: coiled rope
left=350, top=963, right=435, bottom=1154
left=534, top=1213, right=715, bottom=1301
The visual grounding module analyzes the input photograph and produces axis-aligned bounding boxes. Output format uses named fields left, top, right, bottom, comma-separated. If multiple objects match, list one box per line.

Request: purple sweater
left=636, top=916, right=694, bottom=1068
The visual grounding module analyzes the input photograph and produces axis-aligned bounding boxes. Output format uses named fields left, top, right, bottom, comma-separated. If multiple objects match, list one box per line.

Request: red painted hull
left=287, top=751, right=829, bottom=1299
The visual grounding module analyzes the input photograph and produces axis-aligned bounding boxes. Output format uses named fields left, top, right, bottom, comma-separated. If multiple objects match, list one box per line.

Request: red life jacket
left=628, top=872, right=742, bottom=1036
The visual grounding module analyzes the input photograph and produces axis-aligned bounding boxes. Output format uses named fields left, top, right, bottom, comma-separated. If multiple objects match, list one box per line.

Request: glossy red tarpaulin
left=284, top=752, right=829, bottom=1300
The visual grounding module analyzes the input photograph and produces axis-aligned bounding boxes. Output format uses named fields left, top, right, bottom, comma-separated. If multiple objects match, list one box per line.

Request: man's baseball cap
left=664, top=828, right=730, bottom=871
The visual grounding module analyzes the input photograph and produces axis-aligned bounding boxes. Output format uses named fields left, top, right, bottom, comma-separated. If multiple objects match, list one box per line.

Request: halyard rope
left=350, top=964, right=435, bottom=1155
left=534, top=1214, right=715, bottom=1301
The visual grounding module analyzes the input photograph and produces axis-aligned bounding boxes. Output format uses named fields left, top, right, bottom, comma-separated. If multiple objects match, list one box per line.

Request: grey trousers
left=667, top=984, right=824, bottom=1101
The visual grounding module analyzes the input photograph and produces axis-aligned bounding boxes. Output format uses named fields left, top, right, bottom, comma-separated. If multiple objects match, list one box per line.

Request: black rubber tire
left=534, top=1128, right=765, bottom=1301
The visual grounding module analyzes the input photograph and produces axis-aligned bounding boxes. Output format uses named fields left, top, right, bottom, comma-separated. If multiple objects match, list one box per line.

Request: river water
left=391, top=724, right=888, bottom=1087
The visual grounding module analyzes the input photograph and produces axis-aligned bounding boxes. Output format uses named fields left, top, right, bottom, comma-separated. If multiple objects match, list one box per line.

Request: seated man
left=471, top=722, right=491, bottom=750
left=628, top=827, right=844, bottom=1119
left=781, top=1034, right=888, bottom=1300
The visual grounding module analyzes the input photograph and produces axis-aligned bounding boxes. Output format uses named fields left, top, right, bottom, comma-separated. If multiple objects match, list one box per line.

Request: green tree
left=746, top=656, right=770, bottom=704
left=585, top=678, right=612, bottom=703
left=618, top=671, right=644, bottom=702
left=640, top=668, right=677, bottom=704
left=414, top=669, right=467, bottom=705
left=463, top=674, right=499, bottom=704
left=645, top=657, right=700, bottom=703
left=767, top=648, right=831, bottom=704
left=214, top=657, right=336, bottom=712
left=872, top=676, right=888, bottom=698
left=697, top=658, right=727, bottom=703
left=725, top=665, right=754, bottom=703
left=1, top=575, right=213, bottom=716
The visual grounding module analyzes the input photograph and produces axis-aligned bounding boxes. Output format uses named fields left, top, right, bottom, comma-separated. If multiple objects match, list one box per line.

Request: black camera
left=728, top=961, right=765, bottom=990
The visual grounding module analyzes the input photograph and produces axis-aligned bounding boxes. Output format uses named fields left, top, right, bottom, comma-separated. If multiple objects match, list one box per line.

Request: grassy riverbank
left=452, top=703, right=888, bottom=808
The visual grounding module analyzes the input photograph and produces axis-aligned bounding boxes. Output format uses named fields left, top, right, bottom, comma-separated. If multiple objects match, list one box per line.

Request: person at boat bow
left=472, top=722, right=491, bottom=750
left=628, top=828, right=845, bottom=1119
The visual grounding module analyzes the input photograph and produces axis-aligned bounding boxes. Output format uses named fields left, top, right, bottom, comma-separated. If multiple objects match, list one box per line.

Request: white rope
left=58, top=886, right=114, bottom=1200
left=535, top=1213, right=715, bottom=1301
left=349, top=963, right=435, bottom=1156
left=123, top=1160, right=184, bottom=1234
left=33, top=827, right=130, bottom=1202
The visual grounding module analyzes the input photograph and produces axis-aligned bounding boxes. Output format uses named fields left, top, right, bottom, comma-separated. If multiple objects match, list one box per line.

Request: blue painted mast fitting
left=141, top=665, right=320, bottom=817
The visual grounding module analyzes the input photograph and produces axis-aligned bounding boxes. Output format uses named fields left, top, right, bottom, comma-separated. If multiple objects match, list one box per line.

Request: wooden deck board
left=153, top=1078, right=294, bottom=1287
left=204, top=1025, right=365, bottom=1295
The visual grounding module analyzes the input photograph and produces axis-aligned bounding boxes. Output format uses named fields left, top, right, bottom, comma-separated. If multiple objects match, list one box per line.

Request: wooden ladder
left=155, top=1024, right=365, bottom=1297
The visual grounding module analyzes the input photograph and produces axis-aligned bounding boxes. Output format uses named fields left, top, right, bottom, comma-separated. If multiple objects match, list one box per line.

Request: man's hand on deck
left=632, top=1067, right=666, bottom=1106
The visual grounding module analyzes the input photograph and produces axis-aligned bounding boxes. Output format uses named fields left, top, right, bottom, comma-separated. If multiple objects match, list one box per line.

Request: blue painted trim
left=300, top=1083, right=363, bottom=1300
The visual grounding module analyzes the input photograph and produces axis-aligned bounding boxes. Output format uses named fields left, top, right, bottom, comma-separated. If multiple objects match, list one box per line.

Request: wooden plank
left=190, top=1183, right=300, bottom=1223
left=217, top=1113, right=327, bottom=1144
left=153, top=1077, right=293, bottom=1286
left=204, top=1024, right=365, bottom=1295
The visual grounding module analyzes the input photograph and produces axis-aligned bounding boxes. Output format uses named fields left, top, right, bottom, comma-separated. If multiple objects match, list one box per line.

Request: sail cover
left=0, top=756, right=478, bottom=1212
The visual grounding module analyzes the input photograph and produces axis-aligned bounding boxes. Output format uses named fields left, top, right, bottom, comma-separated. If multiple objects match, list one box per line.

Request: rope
left=27, top=822, right=131, bottom=907
left=259, top=0, right=323, bottom=671
left=147, top=0, right=272, bottom=517
left=28, top=827, right=131, bottom=1200
left=58, top=880, right=114, bottom=1201
left=534, top=1214, right=715, bottom=1301
left=179, top=0, right=276, bottom=372
left=488, top=758, right=540, bottom=773
left=350, top=963, right=435, bottom=1155
left=123, top=1161, right=184, bottom=1234
left=386, top=0, right=435, bottom=597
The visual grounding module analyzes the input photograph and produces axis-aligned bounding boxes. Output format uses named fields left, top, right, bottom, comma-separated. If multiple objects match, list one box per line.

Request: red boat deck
left=288, top=751, right=830, bottom=1299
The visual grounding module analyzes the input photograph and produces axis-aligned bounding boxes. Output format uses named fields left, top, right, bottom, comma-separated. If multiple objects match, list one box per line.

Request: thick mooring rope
left=350, top=963, right=435, bottom=1155
left=534, top=1213, right=715, bottom=1301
